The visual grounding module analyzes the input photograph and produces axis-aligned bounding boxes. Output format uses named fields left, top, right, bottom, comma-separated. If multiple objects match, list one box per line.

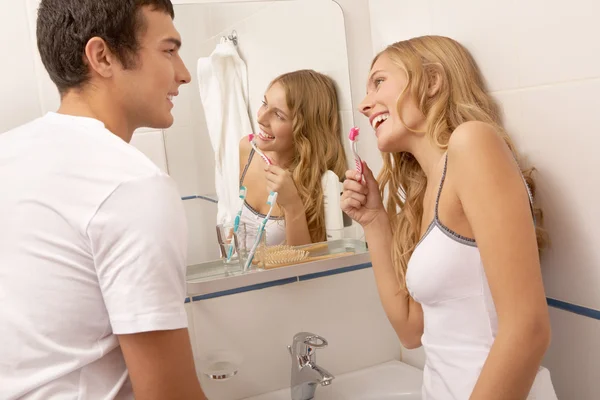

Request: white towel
left=197, top=41, right=253, bottom=224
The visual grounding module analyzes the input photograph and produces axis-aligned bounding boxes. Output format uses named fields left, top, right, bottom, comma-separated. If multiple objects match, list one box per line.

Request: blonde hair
left=269, top=69, right=348, bottom=242
left=375, top=36, right=547, bottom=290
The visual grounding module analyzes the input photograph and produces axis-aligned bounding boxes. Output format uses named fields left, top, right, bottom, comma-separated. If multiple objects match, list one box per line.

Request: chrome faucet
left=287, top=332, right=334, bottom=400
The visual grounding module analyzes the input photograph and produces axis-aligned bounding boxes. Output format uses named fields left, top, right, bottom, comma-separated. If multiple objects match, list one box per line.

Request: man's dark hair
left=37, top=0, right=175, bottom=95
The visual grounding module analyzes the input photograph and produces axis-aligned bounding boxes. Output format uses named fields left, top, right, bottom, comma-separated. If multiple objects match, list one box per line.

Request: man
left=0, top=1, right=207, bottom=399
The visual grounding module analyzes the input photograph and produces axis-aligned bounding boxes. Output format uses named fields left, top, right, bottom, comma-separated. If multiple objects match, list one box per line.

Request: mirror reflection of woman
left=342, top=36, right=557, bottom=399
left=239, top=69, right=347, bottom=247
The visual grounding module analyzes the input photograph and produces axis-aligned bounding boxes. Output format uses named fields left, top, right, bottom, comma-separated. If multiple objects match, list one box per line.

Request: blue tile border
left=186, top=264, right=373, bottom=302
left=298, top=262, right=373, bottom=281
left=189, top=277, right=298, bottom=301
left=547, top=297, right=600, bottom=321
left=185, top=263, right=600, bottom=323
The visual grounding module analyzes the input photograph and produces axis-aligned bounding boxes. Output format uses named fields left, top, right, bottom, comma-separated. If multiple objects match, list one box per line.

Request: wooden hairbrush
left=252, top=243, right=329, bottom=265
left=256, top=245, right=354, bottom=269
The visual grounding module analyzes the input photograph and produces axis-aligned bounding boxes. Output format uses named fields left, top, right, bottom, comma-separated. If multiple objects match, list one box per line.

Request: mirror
left=166, top=0, right=356, bottom=265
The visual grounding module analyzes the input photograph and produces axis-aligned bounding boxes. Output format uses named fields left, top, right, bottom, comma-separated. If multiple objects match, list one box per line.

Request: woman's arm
left=239, top=136, right=251, bottom=179
left=448, top=122, right=551, bottom=400
left=364, top=212, right=425, bottom=348
left=283, top=199, right=312, bottom=245
left=343, top=164, right=424, bottom=348
left=264, top=164, right=312, bottom=245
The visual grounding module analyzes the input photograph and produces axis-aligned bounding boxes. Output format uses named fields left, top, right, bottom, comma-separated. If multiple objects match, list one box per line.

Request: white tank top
left=239, top=201, right=286, bottom=249
left=406, top=154, right=557, bottom=400
left=239, top=149, right=287, bottom=249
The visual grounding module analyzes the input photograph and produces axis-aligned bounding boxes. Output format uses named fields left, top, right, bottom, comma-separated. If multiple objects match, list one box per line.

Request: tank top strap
left=519, top=166, right=537, bottom=226
left=433, top=152, right=449, bottom=222
left=434, top=152, right=536, bottom=226
left=239, top=148, right=255, bottom=187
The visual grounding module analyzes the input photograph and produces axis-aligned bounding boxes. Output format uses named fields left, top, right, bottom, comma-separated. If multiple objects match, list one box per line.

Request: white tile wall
left=0, top=1, right=42, bottom=133
left=516, top=80, right=600, bottom=310
left=207, top=2, right=270, bottom=36
left=401, top=346, right=426, bottom=370
left=370, top=0, right=521, bottom=92
left=336, top=0, right=383, bottom=175
left=129, top=131, right=170, bottom=173
left=172, top=3, right=213, bottom=132
left=185, top=302, right=199, bottom=355
left=368, top=0, right=432, bottom=55
left=184, top=199, right=221, bottom=265
left=25, top=0, right=60, bottom=115
left=515, top=0, right=600, bottom=87
left=188, top=268, right=401, bottom=400
left=164, top=125, right=206, bottom=196
left=544, top=307, right=600, bottom=399
left=429, top=0, right=521, bottom=92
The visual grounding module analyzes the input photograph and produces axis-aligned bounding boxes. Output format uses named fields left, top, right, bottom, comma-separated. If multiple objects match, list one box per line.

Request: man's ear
left=84, top=37, right=117, bottom=78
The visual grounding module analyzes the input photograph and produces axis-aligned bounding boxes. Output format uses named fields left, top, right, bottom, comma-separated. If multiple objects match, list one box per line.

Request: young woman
left=239, top=69, right=347, bottom=247
left=341, top=36, right=557, bottom=399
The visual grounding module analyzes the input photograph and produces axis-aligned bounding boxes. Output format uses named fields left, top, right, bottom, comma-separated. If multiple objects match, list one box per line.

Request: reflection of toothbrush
left=249, top=133, right=273, bottom=165
left=226, top=186, right=247, bottom=261
left=349, top=127, right=363, bottom=178
left=243, top=191, right=278, bottom=271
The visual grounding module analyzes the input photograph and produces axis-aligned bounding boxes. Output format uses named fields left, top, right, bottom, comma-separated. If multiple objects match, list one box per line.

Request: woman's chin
left=257, top=140, right=275, bottom=152
left=377, top=130, right=408, bottom=153
left=377, top=138, right=395, bottom=153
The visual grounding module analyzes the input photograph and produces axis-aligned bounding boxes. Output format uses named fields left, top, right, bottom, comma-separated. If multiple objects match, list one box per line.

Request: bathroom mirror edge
left=168, top=0, right=362, bottom=273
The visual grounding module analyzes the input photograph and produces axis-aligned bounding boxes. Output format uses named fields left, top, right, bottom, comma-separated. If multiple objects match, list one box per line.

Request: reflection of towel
left=197, top=41, right=252, bottom=224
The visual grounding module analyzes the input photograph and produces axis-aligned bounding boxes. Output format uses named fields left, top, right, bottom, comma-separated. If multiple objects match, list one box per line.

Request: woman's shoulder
left=239, top=134, right=254, bottom=165
left=447, top=121, right=513, bottom=163
left=239, top=134, right=252, bottom=153
left=447, top=121, right=519, bottom=187
left=448, top=121, right=505, bottom=153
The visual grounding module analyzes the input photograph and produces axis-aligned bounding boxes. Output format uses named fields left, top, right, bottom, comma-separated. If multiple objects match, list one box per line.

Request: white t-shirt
left=0, top=112, right=189, bottom=400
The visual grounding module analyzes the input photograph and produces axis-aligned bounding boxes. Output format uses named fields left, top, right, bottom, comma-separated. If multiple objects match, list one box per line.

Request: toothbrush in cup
left=348, top=127, right=364, bottom=183
left=226, top=186, right=247, bottom=262
left=243, top=191, right=278, bottom=271
left=243, top=134, right=277, bottom=270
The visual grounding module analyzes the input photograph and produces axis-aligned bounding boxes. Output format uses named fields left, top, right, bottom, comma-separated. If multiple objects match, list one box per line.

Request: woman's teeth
left=258, top=130, right=275, bottom=140
left=372, top=113, right=389, bottom=129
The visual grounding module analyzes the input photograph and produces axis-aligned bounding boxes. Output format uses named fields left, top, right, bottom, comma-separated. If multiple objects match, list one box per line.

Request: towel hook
left=221, top=30, right=238, bottom=46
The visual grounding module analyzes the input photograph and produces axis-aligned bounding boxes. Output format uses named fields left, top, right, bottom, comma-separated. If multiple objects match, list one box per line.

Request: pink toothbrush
left=249, top=133, right=272, bottom=165
left=349, top=127, right=363, bottom=178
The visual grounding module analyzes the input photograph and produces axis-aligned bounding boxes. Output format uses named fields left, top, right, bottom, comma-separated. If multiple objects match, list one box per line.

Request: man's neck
left=58, top=89, right=135, bottom=143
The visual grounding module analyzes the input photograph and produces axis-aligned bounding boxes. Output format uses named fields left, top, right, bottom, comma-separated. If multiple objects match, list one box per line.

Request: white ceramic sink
left=244, top=360, right=423, bottom=400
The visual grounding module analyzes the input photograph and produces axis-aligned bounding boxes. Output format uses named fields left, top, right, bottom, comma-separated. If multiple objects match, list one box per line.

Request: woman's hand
left=264, top=165, right=301, bottom=210
left=341, top=161, right=386, bottom=227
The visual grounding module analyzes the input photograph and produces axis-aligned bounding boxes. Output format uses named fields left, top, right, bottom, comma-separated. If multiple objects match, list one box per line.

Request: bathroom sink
left=244, top=360, right=423, bottom=400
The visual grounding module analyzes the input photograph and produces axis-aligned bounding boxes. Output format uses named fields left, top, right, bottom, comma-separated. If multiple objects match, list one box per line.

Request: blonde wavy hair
left=269, top=69, right=348, bottom=242
left=375, top=36, right=547, bottom=290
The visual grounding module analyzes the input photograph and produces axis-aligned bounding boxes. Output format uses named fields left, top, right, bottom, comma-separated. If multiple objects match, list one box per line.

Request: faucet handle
left=303, top=334, right=328, bottom=349
left=290, top=332, right=329, bottom=360
left=292, top=332, right=328, bottom=347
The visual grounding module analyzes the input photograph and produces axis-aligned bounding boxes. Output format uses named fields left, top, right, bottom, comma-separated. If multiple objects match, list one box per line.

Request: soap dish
left=198, top=349, right=243, bottom=381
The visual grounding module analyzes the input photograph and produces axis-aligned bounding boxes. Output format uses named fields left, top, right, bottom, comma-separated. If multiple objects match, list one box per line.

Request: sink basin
left=244, top=360, right=423, bottom=400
